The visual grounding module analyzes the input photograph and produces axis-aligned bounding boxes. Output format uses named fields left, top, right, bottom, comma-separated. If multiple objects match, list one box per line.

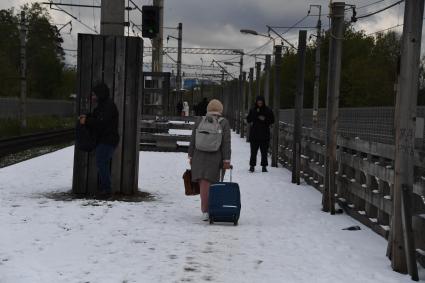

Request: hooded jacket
left=247, top=96, right=275, bottom=142
left=86, top=83, right=119, bottom=146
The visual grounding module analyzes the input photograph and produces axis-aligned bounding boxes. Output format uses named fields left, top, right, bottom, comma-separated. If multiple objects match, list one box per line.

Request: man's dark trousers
left=250, top=141, right=269, bottom=167
left=95, top=144, right=115, bottom=192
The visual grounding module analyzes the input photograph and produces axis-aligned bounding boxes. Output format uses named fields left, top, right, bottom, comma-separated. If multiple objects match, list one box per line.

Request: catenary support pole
left=322, top=2, right=345, bottom=214
left=247, top=67, right=254, bottom=142
left=177, top=22, right=183, bottom=101
left=292, top=30, right=307, bottom=185
left=391, top=0, right=424, bottom=278
left=256, top=62, right=262, bottom=97
left=271, top=45, right=282, bottom=168
left=237, top=55, right=244, bottom=135
left=312, top=5, right=322, bottom=130
left=152, top=0, right=163, bottom=72
left=264, top=55, right=271, bottom=106
left=100, top=0, right=124, bottom=35
left=241, top=71, right=247, bottom=138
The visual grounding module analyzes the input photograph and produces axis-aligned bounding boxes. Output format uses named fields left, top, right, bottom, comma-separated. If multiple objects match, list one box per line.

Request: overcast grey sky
left=1, top=0, right=407, bottom=74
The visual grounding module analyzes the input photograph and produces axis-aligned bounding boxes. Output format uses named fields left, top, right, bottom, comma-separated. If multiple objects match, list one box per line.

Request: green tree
left=0, top=8, right=20, bottom=97
left=23, top=3, right=65, bottom=99
left=271, top=24, right=401, bottom=109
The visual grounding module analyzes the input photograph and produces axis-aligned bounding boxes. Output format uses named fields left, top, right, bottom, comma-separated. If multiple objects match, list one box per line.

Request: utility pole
left=247, top=67, right=254, bottom=142
left=100, top=0, right=125, bottom=35
left=322, top=2, right=345, bottom=214
left=272, top=45, right=282, bottom=168
left=177, top=22, right=183, bottom=101
left=19, top=11, right=27, bottom=129
left=311, top=5, right=322, bottom=130
left=292, top=30, right=307, bottom=185
left=264, top=55, right=271, bottom=106
left=241, top=71, right=247, bottom=138
left=152, top=0, right=163, bottom=72
left=256, top=62, right=262, bottom=97
left=391, top=0, right=424, bottom=278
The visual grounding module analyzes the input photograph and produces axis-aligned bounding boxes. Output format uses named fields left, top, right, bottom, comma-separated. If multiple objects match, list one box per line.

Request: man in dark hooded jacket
left=247, top=96, right=275, bottom=172
left=197, top=97, right=209, bottom=116
left=79, top=83, right=119, bottom=196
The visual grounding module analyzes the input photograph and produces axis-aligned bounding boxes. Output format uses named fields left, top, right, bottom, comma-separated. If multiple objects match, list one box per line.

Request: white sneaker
left=202, top=212, right=209, bottom=221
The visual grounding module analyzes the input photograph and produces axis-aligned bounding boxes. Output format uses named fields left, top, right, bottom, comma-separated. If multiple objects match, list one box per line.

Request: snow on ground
left=0, top=133, right=423, bottom=283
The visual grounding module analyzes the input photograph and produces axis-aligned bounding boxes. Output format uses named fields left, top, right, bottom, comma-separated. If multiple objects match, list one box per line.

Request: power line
left=278, top=14, right=310, bottom=35
left=367, top=23, right=404, bottom=35
left=45, top=3, right=99, bottom=33
left=354, top=0, right=404, bottom=21
left=346, top=0, right=387, bottom=11
left=41, top=2, right=101, bottom=8
left=129, top=0, right=143, bottom=14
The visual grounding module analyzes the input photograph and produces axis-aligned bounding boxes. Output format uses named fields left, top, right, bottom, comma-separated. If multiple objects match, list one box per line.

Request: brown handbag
left=183, top=169, right=200, bottom=195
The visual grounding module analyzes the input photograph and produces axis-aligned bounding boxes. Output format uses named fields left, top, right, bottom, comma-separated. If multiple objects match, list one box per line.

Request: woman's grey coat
left=188, top=115, right=231, bottom=183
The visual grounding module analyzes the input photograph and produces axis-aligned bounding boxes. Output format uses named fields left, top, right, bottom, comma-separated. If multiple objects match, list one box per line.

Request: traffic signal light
left=142, top=6, right=160, bottom=39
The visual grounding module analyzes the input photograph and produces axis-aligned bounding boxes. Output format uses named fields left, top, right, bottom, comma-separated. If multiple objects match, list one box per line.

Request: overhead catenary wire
left=47, top=3, right=98, bottom=33
left=346, top=0, right=387, bottom=11
left=367, top=23, right=404, bottom=35
left=354, top=0, right=404, bottom=21
left=278, top=14, right=310, bottom=35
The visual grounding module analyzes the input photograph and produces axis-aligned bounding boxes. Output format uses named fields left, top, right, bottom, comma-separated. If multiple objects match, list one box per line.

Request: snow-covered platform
left=0, top=133, right=423, bottom=282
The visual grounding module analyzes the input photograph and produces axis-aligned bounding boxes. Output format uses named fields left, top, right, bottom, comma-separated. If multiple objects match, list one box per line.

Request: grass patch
left=0, top=116, right=75, bottom=138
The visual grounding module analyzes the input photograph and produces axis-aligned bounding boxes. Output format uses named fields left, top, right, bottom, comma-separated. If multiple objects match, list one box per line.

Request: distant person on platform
left=247, top=95, right=275, bottom=173
left=197, top=97, right=209, bottom=116
left=183, top=101, right=190, bottom=123
left=177, top=100, right=183, bottom=116
left=183, top=101, right=190, bottom=116
left=79, top=83, right=119, bottom=197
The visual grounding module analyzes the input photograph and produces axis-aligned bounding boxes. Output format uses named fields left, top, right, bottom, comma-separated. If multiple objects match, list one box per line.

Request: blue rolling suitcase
left=208, top=166, right=241, bottom=225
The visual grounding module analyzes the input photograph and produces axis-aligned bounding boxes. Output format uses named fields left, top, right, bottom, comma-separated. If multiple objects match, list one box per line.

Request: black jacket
left=86, top=98, right=119, bottom=146
left=247, top=102, right=275, bottom=142
left=197, top=99, right=209, bottom=116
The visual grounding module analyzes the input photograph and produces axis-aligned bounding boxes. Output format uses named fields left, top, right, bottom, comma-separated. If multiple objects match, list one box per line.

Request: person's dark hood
left=256, top=95, right=266, bottom=107
left=92, top=83, right=110, bottom=104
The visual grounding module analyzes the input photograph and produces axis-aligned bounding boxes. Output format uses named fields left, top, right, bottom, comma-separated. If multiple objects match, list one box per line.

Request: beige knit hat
left=207, top=99, right=224, bottom=115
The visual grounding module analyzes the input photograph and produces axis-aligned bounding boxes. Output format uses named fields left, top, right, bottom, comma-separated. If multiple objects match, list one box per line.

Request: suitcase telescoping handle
left=220, top=165, right=233, bottom=182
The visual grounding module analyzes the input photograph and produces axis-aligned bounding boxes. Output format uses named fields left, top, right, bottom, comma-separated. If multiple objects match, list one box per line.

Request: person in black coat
left=176, top=100, right=183, bottom=116
left=79, top=83, right=119, bottom=196
left=247, top=96, right=275, bottom=172
left=197, top=97, right=209, bottom=116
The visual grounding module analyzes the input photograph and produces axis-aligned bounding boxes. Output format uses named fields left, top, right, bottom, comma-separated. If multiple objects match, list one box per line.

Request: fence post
left=292, top=30, right=307, bottom=185
left=322, top=2, right=345, bottom=214
left=391, top=0, right=424, bottom=278
left=272, top=45, right=282, bottom=168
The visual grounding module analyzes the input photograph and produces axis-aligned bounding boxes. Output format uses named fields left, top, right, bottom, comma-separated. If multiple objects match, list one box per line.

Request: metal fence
left=0, top=97, right=75, bottom=119
left=279, top=107, right=425, bottom=144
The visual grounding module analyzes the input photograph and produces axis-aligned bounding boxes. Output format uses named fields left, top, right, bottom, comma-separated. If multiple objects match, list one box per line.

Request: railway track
left=0, top=128, right=75, bottom=157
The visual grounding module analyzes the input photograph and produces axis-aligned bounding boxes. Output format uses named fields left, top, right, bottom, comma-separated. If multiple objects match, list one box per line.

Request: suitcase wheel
left=209, top=217, right=214, bottom=224
left=233, top=215, right=238, bottom=226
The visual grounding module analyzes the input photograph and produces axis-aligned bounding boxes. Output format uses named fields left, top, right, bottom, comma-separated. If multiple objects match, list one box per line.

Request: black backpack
left=75, top=122, right=96, bottom=152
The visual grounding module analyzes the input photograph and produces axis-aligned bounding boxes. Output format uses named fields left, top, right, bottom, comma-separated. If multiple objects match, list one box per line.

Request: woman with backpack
left=188, top=99, right=231, bottom=221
